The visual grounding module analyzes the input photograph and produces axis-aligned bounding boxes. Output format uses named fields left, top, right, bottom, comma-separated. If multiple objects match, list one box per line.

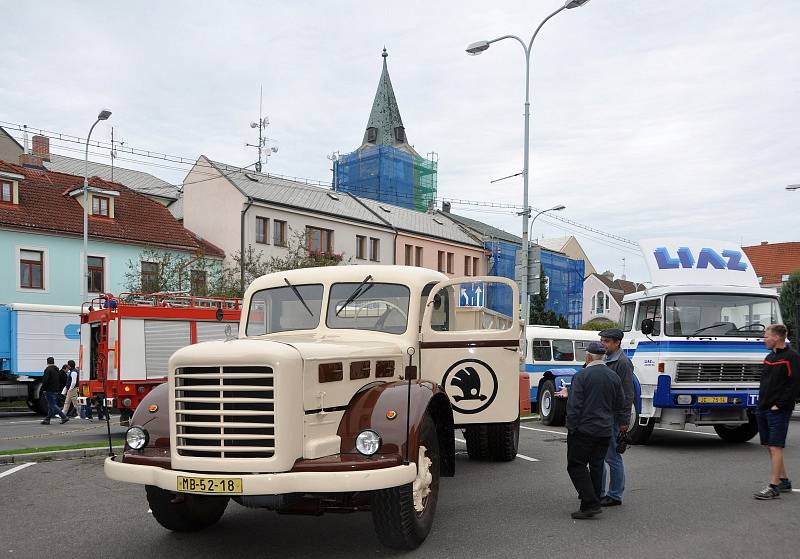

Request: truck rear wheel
left=464, top=419, right=519, bottom=462
left=372, top=414, right=439, bottom=550
left=145, top=485, right=229, bottom=532
left=27, top=384, right=48, bottom=415
left=538, top=380, right=566, bottom=426
left=714, top=415, right=758, bottom=443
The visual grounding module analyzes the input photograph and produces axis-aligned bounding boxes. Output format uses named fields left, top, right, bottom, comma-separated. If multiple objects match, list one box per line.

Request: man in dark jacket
left=566, top=342, right=630, bottom=519
left=599, top=328, right=635, bottom=507
left=753, top=324, right=800, bottom=500
left=40, top=357, right=68, bottom=425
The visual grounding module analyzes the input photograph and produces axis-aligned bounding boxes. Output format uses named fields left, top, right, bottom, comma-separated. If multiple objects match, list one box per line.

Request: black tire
left=626, top=403, right=654, bottom=445
left=464, top=424, right=490, bottom=461
left=145, top=485, right=229, bottom=532
left=714, top=415, right=758, bottom=443
left=464, top=419, right=519, bottom=462
left=372, top=414, right=440, bottom=550
left=27, top=384, right=48, bottom=415
left=538, top=380, right=566, bottom=426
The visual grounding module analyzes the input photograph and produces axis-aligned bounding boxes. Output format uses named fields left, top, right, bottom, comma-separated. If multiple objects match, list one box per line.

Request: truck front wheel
left=27, top=383, right=48, bottom=415
left=627, top=405, right=654, bottom=445
left=371, top=414, right=440, bottom=550
left=538, top=380, right=566, bottom=426
left=714, top=415, right=758, bottom=443
left=145, top=485, right=229, bottom=532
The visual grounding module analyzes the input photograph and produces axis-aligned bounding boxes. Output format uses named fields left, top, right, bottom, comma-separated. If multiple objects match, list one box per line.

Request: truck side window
left=552, top=339, right=575, bottom=361
left=620, top=302, right=635, bottom=332
left=422, top=282, right=450, bottom=331
left=636, top=299, right=661, bottom=335
left=574, top=340, right=589, bottom=361
left=531, top=339, right=551, bottom=361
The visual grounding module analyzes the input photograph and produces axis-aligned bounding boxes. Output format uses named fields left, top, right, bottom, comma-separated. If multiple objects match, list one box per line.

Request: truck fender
left=338, top=380, right=455, bottom=477
left=126, top=382, right=171, bottom=452
left=631, top=371, right=642, bottom=415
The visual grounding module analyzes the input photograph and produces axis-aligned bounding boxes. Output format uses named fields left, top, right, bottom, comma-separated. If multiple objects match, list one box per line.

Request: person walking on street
left=62, top=360, right=80, bottom=419
left=754, top=324, right=800, bottom=500
left=566, top=342, right=630, bottom=519
left=599, top=328, right=635, bottom=507
left=40, top=357, right=69, bottom=425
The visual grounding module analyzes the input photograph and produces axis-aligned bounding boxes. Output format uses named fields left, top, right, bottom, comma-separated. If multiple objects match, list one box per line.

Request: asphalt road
left=1, top=421, right=798, bottom=559
left=0, top=410, right=126, bottom=452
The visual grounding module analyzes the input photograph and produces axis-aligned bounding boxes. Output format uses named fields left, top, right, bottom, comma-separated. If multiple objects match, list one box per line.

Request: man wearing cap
left=598, top=328, right=635, bottom=507
left=566, top=341, right=630, bottom=519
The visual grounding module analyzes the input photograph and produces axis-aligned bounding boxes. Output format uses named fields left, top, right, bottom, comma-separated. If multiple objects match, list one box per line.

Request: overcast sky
left=2, top=0, right=798, bottom=281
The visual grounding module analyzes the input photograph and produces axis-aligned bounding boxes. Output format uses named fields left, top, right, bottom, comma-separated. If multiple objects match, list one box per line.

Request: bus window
left=620, top=302, right=635, bottom=332
left=574, top=340, right=589, bottom=362
left=531, top=339, right=552, bottom=361
left=552, top=339, right=575, bottom=361
left=636, top=299, right=661, bottom=335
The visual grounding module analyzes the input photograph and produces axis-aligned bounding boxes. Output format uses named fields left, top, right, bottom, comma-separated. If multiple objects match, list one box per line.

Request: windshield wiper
left=686, top=322, right=727, bottom=339
left=336, top=275, right=373, bottom=316
left=284, top=278, right=313, bottom=316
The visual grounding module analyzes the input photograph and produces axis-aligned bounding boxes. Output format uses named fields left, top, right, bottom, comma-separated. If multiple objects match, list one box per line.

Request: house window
left=92, top=195, right=110, bottom=217
left=596, top=291, right=605, bottom=315
left=19, top=250, right=44, bottom=289
left=415, top=246, right=423, bottom=267
left=87, top=256, right=104, bottom=293
left=472, top=257, right=480, bottom=276
left=605, top=294, right=610, bottom=311
left=591, top=295, right=596, bottom=312
left=256, top=217, right=270, bottom=244
left=437, top=251, right=445, bottom=272
left=447, top=253, right=454, bottom=274
left=1, top=182, right=12, bottom=203
left=190, top=270, right=208, bottom=296
left=366, top=127, right=378, bottom=143
left=141, top=261, right=159, bottom=293
left=273, top=220, right=287, bottom=247
left=394, top=126, right=405, bottom=142
left=404, top=244, right=413, bottom=265
left=306, top=226, right=333, bottom=255
left=369, top=238, right=380, bottom=262
left=356, top=235, right=366, bottom=259
left=464, top=255, right=472, bottom=276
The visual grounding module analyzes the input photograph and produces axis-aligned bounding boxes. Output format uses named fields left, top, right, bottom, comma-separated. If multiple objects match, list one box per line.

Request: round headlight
left=355, top=430, right=381, bottom=456
left=126, top=426, right=149, bottom=450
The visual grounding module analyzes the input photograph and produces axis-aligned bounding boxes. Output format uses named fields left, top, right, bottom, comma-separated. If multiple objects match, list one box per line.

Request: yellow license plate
left=177, top=476, right=243, bottom=494
left=698, top=396, right=728, bottom=404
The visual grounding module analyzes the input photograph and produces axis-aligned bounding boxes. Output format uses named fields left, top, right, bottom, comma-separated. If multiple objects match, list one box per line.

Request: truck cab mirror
left=640, top=318, right=654, bottom=335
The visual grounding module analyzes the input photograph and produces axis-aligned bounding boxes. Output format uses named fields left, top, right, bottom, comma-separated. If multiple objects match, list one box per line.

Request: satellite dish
left=250, top=122, right=258, bottom=129
left=271, top=146, right=279, bottom=153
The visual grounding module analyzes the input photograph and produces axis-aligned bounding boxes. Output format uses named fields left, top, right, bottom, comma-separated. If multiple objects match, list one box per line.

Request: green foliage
left=779, top=271, right=800, bottom=340
left=579, top=318, right=620, bottom=331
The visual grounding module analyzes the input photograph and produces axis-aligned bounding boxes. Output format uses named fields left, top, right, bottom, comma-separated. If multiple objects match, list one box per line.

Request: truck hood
left=272, top=332, right=406, bottom=361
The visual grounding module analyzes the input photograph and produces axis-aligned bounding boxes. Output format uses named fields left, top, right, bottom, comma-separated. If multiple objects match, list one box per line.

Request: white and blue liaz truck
left=0, top=304, right=81, bottom=413
left=537, top=238, right=781, bottom=444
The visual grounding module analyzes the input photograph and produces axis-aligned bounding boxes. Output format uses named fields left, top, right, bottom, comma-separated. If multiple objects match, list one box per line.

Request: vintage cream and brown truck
left=105, top=265, right=522, bottom=549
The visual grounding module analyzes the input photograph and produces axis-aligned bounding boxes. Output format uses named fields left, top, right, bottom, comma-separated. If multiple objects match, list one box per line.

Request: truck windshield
left=246, top=284, right=324, bottom=335
left=664, top=294, right=781, bottom=337
left=326, top=282, right=410, bottom=334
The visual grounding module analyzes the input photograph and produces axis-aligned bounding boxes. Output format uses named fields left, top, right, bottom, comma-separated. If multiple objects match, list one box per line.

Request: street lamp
left=787, top=184, right=800, bottom=191
left=466, top=0, right=590, bottom=326
left=83, top=108, right=112, bottom=303
left=528, top=204, right=566, bottom=241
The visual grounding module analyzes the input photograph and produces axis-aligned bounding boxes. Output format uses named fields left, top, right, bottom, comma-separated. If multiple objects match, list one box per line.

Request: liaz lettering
left=653, top=247, right=748, bottom=271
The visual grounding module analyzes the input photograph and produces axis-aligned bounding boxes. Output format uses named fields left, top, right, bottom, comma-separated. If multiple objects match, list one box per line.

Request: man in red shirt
left=754, top=324, right=800, bottom=500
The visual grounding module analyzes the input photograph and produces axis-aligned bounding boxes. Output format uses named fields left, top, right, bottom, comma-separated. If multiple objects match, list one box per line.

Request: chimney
left=19, top=153, right=45, bottom=169
left=31, top=135, right=50, bottom=162
left=442, top=201, right=451, bottom=213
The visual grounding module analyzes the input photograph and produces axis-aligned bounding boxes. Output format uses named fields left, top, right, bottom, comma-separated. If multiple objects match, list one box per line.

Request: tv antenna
left=110, top=127, right=125, bottom=182
left=247, top=85, right=279, bottom=172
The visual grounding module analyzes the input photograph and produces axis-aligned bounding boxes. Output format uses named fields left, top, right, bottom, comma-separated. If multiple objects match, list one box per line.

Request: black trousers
left=567, top=430, right=611, bottom=511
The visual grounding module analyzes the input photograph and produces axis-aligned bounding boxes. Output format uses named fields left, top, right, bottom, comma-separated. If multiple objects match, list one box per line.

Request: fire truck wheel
left=371, top=414, right=440, bottom=550
left=538, top=380, right=566, bottom=426
left=713, top=415, right=758, bottom=443
left=464, top=419, right=519, bottom=461
left=145, top=485, right=229, bottom=532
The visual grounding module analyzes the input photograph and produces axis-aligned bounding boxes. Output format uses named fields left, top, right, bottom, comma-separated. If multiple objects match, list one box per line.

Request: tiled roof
left=0, top=160, right=221, bottom=257
left=43, top=154, right=180, bottom=202
left=210, top=160, right=391, bottom=228
left=591, top=273, right=645, bottom=305
left=443, top=212, right=522, bottom=245
left=355, top=197, right=482, bottom=247
left=742, top=242, right=800, bottom=285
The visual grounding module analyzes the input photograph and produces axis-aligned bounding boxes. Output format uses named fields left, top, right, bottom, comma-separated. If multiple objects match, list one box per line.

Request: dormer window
left=0, top=171, right=22, bottom=205
left=1, top=181, right=12, bottom=203
left=92, top=195, right=110, bottom=217
left=366, top=127, right=377, bottom=143
left=394, top=126, right=405, bottom=142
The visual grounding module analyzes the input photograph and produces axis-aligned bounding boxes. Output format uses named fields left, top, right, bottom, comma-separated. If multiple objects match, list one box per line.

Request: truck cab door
left=420, top=276, right=522, bottom=425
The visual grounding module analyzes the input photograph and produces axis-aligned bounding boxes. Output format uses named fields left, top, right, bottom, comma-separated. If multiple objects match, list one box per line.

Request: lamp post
left=83, top=109, right=112, bottom=303
left=528, top=204, right=566, bottom=241
left=466, top=0, right=590, bottom=326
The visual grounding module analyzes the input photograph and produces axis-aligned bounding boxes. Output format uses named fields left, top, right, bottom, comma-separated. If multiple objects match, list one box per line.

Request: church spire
left=362, top=48, right=409, bottom=148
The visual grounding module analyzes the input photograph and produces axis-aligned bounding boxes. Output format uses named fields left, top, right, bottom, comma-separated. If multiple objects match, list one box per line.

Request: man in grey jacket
left=599, top=328, right=635, bottom=507
left=566, top=342, right=630, bottom=519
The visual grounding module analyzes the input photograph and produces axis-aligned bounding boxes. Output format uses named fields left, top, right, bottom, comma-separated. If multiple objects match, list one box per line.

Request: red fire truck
left=79, top=293, right=241, bottom=423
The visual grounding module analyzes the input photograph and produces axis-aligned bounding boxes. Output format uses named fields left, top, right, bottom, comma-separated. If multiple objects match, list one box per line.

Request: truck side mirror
left=640, top=318, right=654, bottom=335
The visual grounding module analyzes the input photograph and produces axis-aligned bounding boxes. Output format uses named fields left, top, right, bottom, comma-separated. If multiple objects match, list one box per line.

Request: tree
left=528, top=270, right=568, bottom=327
left=580, top=318, right=620, bottom=331
left=123, top=248, right=223, bottom=295
left=779, top=271, right=800, bottom=341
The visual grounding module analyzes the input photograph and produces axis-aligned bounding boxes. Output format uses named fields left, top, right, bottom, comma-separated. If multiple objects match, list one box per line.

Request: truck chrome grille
left=174, top=366, right=275, bottom=459
left=674, top=362, right=762, bottom=384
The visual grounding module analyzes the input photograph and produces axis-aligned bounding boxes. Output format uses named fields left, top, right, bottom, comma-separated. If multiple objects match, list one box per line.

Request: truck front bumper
left=104, top=456, right=417, bottom=495
left=653, top=374, right=758, bottom=409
